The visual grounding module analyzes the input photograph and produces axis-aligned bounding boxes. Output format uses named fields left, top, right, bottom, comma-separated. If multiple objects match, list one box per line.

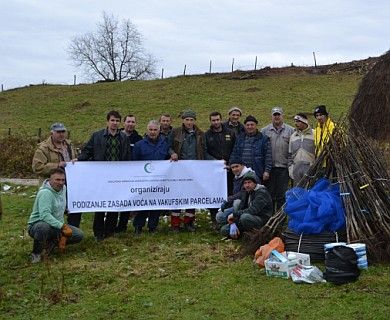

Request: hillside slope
left=0, top=71, right=362, bottom=142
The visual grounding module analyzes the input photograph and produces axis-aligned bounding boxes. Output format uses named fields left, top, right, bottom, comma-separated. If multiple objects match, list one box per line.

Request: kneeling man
left=28, top=168, right=83, bottom=263
left=220, top=171, right=272, bottom=238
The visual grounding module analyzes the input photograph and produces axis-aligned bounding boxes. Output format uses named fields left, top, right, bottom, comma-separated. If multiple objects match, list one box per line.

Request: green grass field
left=1, top=72, right=389, bottom=319
left=0, top=73, right=361, bottom=142
left=1, top=186, right=390, bottom=319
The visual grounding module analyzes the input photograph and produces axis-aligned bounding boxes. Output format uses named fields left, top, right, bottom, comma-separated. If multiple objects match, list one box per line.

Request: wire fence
left=1, top=54, right=319, bottom=91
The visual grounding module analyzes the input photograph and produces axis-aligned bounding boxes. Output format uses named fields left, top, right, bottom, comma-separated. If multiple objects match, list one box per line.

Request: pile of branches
left=243, top=117, right=390, bottom=262
left=349, top=50, right=390, bottom=141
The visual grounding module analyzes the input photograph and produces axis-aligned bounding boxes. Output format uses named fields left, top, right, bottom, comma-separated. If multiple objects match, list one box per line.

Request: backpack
left=323, top=246, right=360, bottom=285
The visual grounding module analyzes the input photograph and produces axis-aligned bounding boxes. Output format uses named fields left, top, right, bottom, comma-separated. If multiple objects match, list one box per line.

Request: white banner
left=65, top=160, right=227, bottom=213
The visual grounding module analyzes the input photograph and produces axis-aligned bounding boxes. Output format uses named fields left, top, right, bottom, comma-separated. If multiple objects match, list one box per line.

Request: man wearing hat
left=168, top=109, right=207, bottom=232
left=261, top=107, right=294, bottom=212
left=222, top=106, right=245, bottom=136
left=230, top=115, right=272, bottom=183
left=219, top=171, right=272, bottom=239
left=32, top=122, right=80, bottom=227
left=288, top=113, right=315, bottom=185
left=313, top=105, right=335, bottom=157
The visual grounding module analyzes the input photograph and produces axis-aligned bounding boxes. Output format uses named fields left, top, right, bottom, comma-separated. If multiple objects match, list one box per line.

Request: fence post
left=231, top=58, right=235, bottom=72
left=313, top=51, right=317, bottom=67
left=8, top=128, right=11, bottom=136
left=209, top=60, right=212, bottom=73
left=161, top=68, right=164, bottom=79
left=254, top=56, right=257, bottom=70
left=1, top=84, right=3, bottom=92
left=38, top=128, right=42, bottom=142
left=183, top=65, right=186, bottom=76
left=73, top=75, right=76, bottom=85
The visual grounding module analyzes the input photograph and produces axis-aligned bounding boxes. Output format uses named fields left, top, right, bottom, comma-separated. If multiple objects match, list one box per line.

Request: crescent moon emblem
left=144, top=162, right=152, bottom=173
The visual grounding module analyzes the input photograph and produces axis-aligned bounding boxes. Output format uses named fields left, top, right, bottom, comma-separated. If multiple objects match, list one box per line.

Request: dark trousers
left=264, top=167, right=290, bottom=213
left=116, top=212, right=131, bottom=232
left=67, top=213, right=82, bottom=228
left=93, top=212, right=118, bottom=238
left=133, top=211, right=160, bottom=231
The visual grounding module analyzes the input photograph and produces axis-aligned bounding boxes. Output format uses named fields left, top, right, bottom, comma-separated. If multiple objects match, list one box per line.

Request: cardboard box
left=264, top=258, right=298, bottom=279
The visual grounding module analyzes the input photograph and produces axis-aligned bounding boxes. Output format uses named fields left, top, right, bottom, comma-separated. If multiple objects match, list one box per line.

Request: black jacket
left=205, top=126, right=235, bottom=161
left=78, top=128, right=132, bottom=161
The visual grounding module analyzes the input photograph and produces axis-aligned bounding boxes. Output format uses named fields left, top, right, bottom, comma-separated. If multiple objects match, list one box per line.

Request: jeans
left=28, top=221, right=84, bottom=254
left=220, top=213, right=264, bottom=237
left=215, top=207, right=234, bottom=226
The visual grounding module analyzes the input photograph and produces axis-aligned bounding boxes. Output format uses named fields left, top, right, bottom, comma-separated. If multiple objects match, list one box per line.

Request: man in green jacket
left=220, top=171, right=273, bottom=238
left=28, top=168, right=83, bottom=263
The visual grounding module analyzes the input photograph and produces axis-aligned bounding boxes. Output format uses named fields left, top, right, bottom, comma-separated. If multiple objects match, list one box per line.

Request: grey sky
left=1, top=0, right=389, bottom=89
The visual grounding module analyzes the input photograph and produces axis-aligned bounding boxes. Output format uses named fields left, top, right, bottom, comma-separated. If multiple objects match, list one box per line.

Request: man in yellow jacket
left=313, top=105, right=335, bottom=158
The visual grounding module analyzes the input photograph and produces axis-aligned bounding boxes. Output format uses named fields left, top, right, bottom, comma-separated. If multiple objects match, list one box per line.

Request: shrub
left=0, top=135, right=37, bottom=177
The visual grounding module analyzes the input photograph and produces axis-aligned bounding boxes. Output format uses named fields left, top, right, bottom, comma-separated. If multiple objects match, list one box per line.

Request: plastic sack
left=254, top=237, right=285, bottom=268
left=229, top=223, right=240, bottom=239
left=290, top=264, right=325, bottom=284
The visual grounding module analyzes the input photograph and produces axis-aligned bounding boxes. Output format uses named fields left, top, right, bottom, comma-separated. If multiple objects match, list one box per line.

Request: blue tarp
left=285, top=178, right=346, bottom=234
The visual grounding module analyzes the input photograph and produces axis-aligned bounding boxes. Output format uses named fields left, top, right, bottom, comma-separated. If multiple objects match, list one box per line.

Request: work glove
left=61, top=224, right=73, bottom=237
left=58, top=235, right=67, bottom=253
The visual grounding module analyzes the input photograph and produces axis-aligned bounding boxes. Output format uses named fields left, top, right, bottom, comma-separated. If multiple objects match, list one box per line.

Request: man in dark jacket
left=78, top=110, right=131, bottom=241
left=159, top=114, right=173, bottom=138
left=220, top=171, right=272, bottom=238
left=230, top=115, right=272, bottom=183
left=115, top=114, right=143, bottom=233
left=132, top=120, right=169, bottom=234
left=205, top=111, right=235, bottom=225
left=168, top=109, right=207, bottom=232
left=222, top=106, right=245, bottom=136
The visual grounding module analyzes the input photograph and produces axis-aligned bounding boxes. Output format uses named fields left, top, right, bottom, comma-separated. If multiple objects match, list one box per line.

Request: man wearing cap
left=288, top=113, right=315, bottom=185
left=32, top=122, right=80, bottom=227
left=219, top=171, right=272, bottom=239
left=216, top=160, right=260, bottom=228
left=168, top=109, right=207, bottom=232
left=230, top=115, right=272, bottom=183
left=78, top=110, right=132, bottom=241
left=313, top=105, right=335, bottom=157
left=222, top=106, right=245, bottom=136
left=261, top=107, right=294, bottom=212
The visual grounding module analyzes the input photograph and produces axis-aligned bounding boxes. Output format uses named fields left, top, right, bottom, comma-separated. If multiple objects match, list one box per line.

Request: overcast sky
left=1, top=0, right=389, bottom=89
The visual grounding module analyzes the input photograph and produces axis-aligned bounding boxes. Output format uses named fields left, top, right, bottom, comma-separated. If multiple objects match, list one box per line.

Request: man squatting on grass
left=218, top=171, right=272, bottom=239
left=28, top=168, right=83, bottom=263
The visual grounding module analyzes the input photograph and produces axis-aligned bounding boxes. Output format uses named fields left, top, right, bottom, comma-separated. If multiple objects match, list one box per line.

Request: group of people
left=27, top=105, right=335, bottom=262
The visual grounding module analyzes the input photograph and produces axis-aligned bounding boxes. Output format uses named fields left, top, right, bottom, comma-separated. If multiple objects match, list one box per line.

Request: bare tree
left=68, top=12, right=156, bottom=81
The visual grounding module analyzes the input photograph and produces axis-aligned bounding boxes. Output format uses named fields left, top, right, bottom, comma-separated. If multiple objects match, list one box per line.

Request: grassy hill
left=1, top=70, right=390, bottom=319
left=0, top=72, right=361, bottom=142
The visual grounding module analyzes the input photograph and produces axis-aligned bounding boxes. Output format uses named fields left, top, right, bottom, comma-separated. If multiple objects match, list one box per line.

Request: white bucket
left=324, top=242, right=347, bottom=252
left=347, top=243, right=368, bottom=269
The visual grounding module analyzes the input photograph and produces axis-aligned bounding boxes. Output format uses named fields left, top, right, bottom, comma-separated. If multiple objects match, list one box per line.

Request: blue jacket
left=133, top=136, right=169, bottom=160
left=230, top=130, right=272, bottom=179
